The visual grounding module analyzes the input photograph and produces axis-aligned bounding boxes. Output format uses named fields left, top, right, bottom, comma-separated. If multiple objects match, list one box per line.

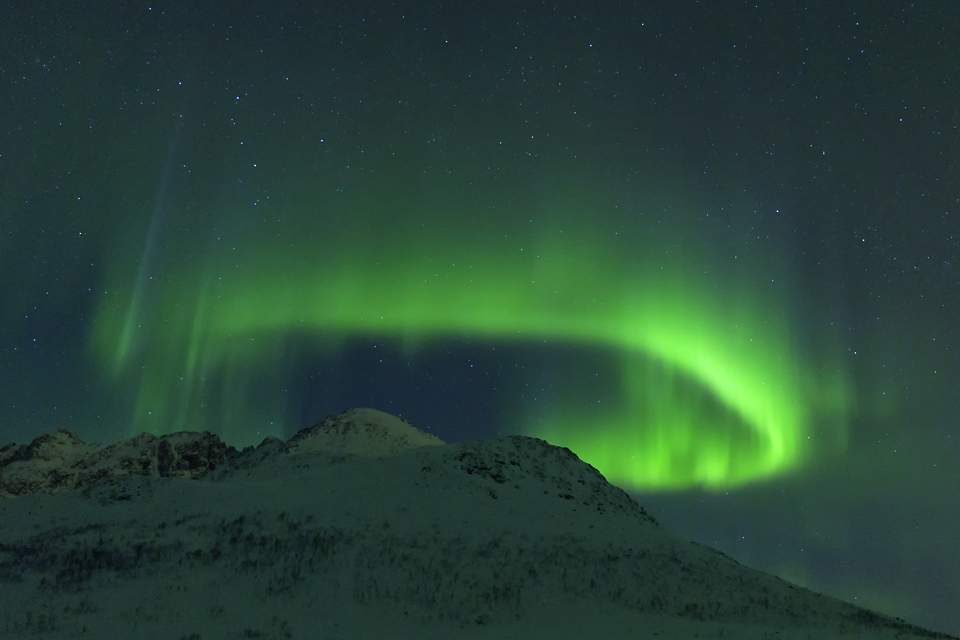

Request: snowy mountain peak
left=0, top=410, right=955, bottom=639
left=283, top=407, right=445, bottom=457
left=444, top=435, right=660, bottom=526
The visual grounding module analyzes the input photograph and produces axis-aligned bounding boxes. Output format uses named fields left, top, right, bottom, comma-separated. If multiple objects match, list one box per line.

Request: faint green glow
left=90, top=222, right=851, bottom=490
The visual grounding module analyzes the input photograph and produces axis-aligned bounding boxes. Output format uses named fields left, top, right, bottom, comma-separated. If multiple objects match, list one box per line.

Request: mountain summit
left=283, top=407, right=445, bottom=457
left=0, top=410, right=952, bottom=639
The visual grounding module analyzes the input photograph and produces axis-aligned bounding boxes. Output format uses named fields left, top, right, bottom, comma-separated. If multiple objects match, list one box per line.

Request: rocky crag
left=0, top=408, right=442, bottom=499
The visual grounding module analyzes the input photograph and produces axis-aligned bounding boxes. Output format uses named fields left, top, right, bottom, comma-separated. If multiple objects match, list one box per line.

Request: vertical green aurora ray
left=90, top=222, right=852, bottom=490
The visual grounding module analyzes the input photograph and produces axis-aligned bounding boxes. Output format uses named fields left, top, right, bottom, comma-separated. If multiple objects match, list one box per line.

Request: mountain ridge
left=0, top=408, right=442, bottom=499
left=0, top=408, right=953, bottom=639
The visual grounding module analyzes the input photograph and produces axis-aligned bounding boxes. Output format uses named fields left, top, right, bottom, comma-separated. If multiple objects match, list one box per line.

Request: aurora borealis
left=2, top=1, right=958, bottom=636
left=91, top=214, right=851, bottom=489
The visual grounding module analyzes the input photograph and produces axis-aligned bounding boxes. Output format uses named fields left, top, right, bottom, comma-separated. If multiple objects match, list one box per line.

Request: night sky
left=2, top=1, right=958, bottom=635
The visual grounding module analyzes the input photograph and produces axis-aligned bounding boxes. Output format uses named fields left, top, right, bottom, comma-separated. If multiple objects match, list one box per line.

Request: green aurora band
left=90, top=222, right=852, bottom=491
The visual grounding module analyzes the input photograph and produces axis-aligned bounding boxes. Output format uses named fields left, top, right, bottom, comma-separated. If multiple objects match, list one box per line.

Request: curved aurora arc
left=89, top=227, right=852, bottom=491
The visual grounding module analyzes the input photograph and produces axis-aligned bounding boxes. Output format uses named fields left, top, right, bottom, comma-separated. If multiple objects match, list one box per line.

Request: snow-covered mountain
left=0, top=408, right=952, bottom=639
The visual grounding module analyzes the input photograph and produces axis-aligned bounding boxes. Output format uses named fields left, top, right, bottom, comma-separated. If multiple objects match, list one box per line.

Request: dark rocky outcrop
left=0, top=429, right=237, bottom=498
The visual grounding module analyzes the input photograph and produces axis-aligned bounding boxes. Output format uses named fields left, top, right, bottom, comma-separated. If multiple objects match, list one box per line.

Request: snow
left=0, top=409, right=952, bottom=639
left=282, top=407, right=445, bottom=457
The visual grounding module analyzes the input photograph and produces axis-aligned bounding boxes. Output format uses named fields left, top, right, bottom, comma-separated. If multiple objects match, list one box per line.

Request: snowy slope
left=0, top=409, right=953, bottom=639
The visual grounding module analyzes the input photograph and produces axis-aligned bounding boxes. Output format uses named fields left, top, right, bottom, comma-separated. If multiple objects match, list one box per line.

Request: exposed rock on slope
left=442, top=435, right=658, bottom=522
left=0, top=430, right=97, bottom=497
left=0, top=428, right=235, bottom=499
